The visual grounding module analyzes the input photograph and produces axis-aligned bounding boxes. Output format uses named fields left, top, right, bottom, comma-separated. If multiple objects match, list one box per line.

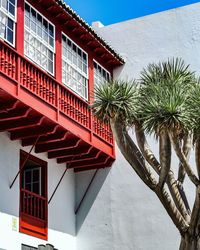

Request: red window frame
left=19, top=150, right=48, bottom=240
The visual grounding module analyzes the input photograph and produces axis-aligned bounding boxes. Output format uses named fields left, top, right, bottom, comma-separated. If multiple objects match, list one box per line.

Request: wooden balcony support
left=0, top=39, right=115, bottom=172
left=10, top=136, right=40, bottom=189
left=57, top=146, right=93, bottom=163
left=48, top=139, right=82, bottom=159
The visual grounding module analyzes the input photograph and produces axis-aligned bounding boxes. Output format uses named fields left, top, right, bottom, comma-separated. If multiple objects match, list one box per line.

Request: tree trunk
left=179, top=235, right=200, bottom=250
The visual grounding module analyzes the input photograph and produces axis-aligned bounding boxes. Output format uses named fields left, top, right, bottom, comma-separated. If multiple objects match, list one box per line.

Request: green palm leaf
left=137, top=58, right=195, bottom=136
left=92, top=80, right=138, bottom=125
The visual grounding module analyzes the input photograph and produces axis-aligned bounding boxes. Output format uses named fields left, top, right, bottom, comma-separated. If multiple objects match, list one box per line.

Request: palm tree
left=92, top=58, right=200, bottom=250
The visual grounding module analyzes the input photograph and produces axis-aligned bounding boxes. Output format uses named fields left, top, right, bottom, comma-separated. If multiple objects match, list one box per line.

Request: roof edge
left=55, top=0, right=125, bottom=65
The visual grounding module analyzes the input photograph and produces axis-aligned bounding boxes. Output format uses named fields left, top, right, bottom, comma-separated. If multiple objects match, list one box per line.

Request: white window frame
left=24, top=1, right=55, bottom=75
left=62, top=32, right=89, bottom=100
left=93, top=59, right=111, bottom=87
left=0, top=0, right=17, bottom=46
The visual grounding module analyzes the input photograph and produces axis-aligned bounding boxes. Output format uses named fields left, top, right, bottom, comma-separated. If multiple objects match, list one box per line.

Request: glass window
left=62, top=34, right=88, bottom=100
left=23, top=163, right=41, bottom=195
left=94, top=61, right=110, bottom=87
left=0, top=0, right=16, bottom=45
left=24, top=2, right=55, bottom=75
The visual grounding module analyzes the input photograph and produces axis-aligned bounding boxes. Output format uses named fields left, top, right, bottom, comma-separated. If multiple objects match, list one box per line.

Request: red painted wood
left=88, top=55, right=94, bottom=103
left=21, top=130, right=66, bottom=146
left=0, top=40, right=114, bottom=149
left=69, top=154, right=108, bottom=169
left=0, top=113, right=42, bottom=131
left=16, top=0, right=24, bottom=54
left=48, top=139, right=82, bottom=159
left=0, top=0, right=116, bottom=175
left=35, top=132, right=74, bottom=153
left=57, top=146, right=93, bottom=163
left=10, top=124, right=57, bottom=140
left=19, top=151, right=48, bottom=240
left=55, top=26, right=62, bottom=83
left=26, top=0, right=117, bottom=71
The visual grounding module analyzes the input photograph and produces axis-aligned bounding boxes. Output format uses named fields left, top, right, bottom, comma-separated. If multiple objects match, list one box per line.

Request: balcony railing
left=0, top=40, right=113, bottom=147
left=21, top=189, right=47, bottom=222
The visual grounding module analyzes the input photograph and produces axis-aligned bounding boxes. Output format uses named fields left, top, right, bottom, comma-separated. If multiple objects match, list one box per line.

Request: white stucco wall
left=0, top=132, right=76, bottom=250
left=77, top=3, right=200, bottom=250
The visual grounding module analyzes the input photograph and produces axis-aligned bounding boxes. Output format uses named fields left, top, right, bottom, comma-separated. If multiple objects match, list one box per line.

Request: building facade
left=77, top=3, right=200, bottom=250
left=1, top=1, right=200, bottom=250
left=0, top=0, right=123, bottom=249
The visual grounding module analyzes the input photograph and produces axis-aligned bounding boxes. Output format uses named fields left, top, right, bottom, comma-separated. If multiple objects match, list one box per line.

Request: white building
left=77, top=2, right=200, bottom=250
left=0, top=1, right=200, bottom=249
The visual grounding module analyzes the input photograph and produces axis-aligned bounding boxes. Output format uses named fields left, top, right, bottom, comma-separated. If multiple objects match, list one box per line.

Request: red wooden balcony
left=20, top=189, right=48, bottom=239
left=21, top=189, right=47, bottom=221
left=0, top=40, right=115, bottom=172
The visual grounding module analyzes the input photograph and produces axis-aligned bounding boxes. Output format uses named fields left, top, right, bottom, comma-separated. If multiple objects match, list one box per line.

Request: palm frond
left=92, top=80, right=138, bottom=125
left=186, top=77, right=200, bottom=138
left=137, top=58, right=195, bottom=136
left=140, top=58, right=195, bottom=87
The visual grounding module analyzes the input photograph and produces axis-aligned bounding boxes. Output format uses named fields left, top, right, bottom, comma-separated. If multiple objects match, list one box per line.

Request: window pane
left=9, top=3, right=15, bottom=16
left=48, top=50, right=53, bottom=60
left=2, top=0, right=8, bottom=11
left=62, top=34, right=88, bottom=99
left=94, top=61, right=110, bottom=87
left=33, top=182, right=40, bottom=194
left=37, top=14, right=42, bottom=26
left=31, top=8, right=36, bottom=20
left=36, top=50, right=41, bottom=63
left=33, top=169, right=40, bottom=182
left=25, top=3, right=30, bottom=14
left=7, top=27, right=13, bottom=43
left=67, top=39, right=71, bottom=47
left=7, top=17, right=13, bottom=28
left=41, top=54, right=47, bottom=67
left=30, top=20, right=36, bottom=33
left=0, top=23, right=6, bottom=38
left=62, top=34, right=66, bottom=42
left=83, top=64, right=87, bottom=74
left=0, top=11, right=7, bottom=25
left=0, top=1, right=15, bottom=45
left=49, top=36, right=53, bottom=47
left=25, top=183, right=31, bottom=191
left=48, top=60, right=53, bottom=74
left=83, top=53, right=87, bottom=62
left=49, top=24, right=53, bottom=37
left=25, top=16, right=30, bottom=28
left=25, top=170, right=31, bottom=183
left=24, top=3, right=55, bottom=74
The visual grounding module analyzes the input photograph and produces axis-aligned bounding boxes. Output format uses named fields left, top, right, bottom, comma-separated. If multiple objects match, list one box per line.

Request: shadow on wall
left=0, top=132, right=76, bottom=237
left=75, top=167, right=111, bottom=233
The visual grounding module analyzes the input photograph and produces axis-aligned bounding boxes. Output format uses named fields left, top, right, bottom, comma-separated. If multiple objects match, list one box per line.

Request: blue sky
left=66, top=0, right=200, bottom=25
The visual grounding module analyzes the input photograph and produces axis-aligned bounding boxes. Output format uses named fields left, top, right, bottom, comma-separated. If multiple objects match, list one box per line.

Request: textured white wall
left=0, top=132, right=76, bottom=250
left=77, top=3, right=200, bottom=250
left=96, top=3, right=200, bottom=79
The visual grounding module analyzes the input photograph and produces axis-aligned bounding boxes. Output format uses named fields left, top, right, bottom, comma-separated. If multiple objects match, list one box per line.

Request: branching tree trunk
left=92, top=58, right=200, bottom=250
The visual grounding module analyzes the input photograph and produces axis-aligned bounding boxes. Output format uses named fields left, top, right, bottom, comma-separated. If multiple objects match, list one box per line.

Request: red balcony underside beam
left=56, top=146, right=93, bottom=163
left=0, top=107, right=30, bottom=121
left=74, top=158, right=114, bottom=173
left=21, top=129, right=65, bottom=146
left=0, top=114, right=43, bottom=132
left=68, top=155, right=110, bottom=169
left=10, top=124, right=59, bottom=141
left=0, top=100, right=20, bottom=113
left=0, top=90, right=114, bottom=172
left=35, top=132, right=78, bottom=153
